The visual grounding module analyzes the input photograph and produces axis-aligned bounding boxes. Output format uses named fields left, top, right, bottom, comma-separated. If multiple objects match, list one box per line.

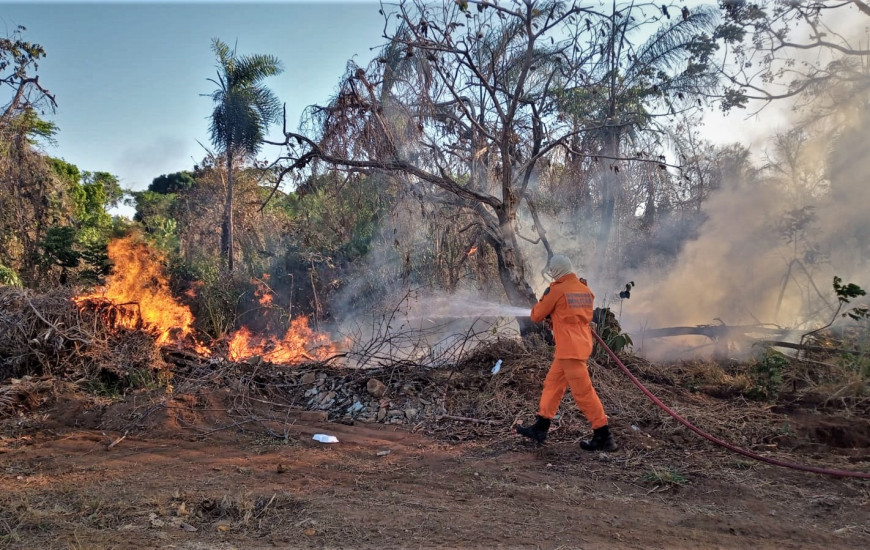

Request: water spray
left=402, top=296, right=531, bottom=321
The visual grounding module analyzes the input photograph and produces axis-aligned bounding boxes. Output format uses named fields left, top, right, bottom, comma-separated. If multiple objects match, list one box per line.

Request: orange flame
left=253, top=277, right=274, bottom=307
left=227, top=316, right=335, bottom=364
left=75, top=237, right=335, bottom=364
left=74, top=236, right=196, bottom=345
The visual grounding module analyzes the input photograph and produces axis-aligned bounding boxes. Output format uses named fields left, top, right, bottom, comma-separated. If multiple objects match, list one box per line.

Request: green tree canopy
left=149, top=171, right=195, bottom=194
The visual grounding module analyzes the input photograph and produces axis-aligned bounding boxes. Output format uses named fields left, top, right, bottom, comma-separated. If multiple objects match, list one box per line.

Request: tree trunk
left=488, top=209, right=539, bottom=336
left=223, top=153, right=235, bottom=272
left=596, top=127, right=621, bottom=274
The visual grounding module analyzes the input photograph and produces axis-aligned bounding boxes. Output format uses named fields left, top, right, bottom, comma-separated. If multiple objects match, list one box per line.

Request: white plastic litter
left=491, top=359, right=503, bottom=374
left=312, top=434, right=339, bottom=444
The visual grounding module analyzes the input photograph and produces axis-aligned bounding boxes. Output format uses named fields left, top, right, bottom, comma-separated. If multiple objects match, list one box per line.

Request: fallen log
left=641, top=325, right=789, bottom=341
left=760, top=340, right=869, bottom=357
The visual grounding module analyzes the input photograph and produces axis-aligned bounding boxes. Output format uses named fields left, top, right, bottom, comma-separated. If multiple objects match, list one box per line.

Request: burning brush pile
left=6, top=236, right=865, bottom=461
left=0, top=283, right=166, bottom=380
left=0, top=236, right=337, bottom=414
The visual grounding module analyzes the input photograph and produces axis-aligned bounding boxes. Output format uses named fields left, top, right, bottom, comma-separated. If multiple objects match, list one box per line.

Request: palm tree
left=561, top=4, right=721, bottom=274
left=207, top=38, right=283, bottom=271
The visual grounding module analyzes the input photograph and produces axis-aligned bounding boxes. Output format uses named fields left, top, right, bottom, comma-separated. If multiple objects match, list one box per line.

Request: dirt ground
left=2, top=387, right=869, bottom=550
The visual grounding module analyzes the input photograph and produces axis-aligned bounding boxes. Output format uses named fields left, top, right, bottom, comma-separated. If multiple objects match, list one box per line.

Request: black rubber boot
left=515, top=415, right=551, bottom=445
left=580, top=425, right=616, bottom=452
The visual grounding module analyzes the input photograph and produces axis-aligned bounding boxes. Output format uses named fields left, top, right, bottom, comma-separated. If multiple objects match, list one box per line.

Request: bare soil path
left=2, top=414, right=868, bottom=550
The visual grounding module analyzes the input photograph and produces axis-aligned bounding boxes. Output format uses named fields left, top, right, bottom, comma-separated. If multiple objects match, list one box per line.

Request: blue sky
left=3, top=0, right=769, bottom=217
left=2, top=1, right=385, bottom=206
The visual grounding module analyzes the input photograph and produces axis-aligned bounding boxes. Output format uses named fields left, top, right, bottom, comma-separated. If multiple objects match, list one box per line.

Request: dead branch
left=436, top=415, right=502, bottom=426
left=761, top=341, right=868, bottom=358
left=641, top=324, right=789, bottom=341
left=106, top=431, right=128, bottom=450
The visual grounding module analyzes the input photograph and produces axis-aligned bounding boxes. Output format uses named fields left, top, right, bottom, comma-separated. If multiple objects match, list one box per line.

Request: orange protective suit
left=530, top=274, right=608, bottom=429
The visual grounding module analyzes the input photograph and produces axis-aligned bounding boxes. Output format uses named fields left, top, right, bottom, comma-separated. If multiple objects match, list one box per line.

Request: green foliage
left=49, top=160, right=120, bottom=232
left=40, top=226, right=80, bottom=270
left=127, top=368, right=171, bottom=392
left=0, top=26, right=47, bottom=76
left=13, top=108, right=57, bottom=145
left=602, top=330, right=633, bottom=354
left=146, top=216, right=179, bottom=254
left=131, top=189, right=180, bottom=252
left=38, top=222, right=113, bottom=285
left=593, top=307, right=632, bottom=358
left=82, top=370, right=123, bottom=399
left=720, top=87, right=749, bottom=112
left=801, top=278, right=869, bottom=349
left=206, top=38, right=283, bottom=270
left=178, top=261, right=245, bottom=338
left=149, top=171, right=195, bottom=195
left=745, top=349, right=788, bottom=400
left=286, top=173, right=382, bottom=261
left=84, top=171, right=123, bottom=210
left=77, top=238, right=112, bottom=283
left=642, top=467, right=688, bottom=487
left=30, top=160, right=122, bottom=285
left=833, top=276, right=869, bottom=321
left=49, top=157, right=82, bottom=186
left=84, top=367, right=170, bottom=397
left=207, top=38, right=283, bottom=158
left=845, top=356, right=870, bottom=380
left=777, top=206, right=816, bottom=245
left=0, top=26, right=55, bottom=121
left=0, top=264, right=22, bottom=287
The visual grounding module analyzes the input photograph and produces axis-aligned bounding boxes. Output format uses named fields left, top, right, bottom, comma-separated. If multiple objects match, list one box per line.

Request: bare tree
left=0, top=26, right=62, bottom=286
left=267, top=1, right=732, bottom=331
left=718, top=0, right=870, bottom=110
left=0, top=26, right=56, bottom=130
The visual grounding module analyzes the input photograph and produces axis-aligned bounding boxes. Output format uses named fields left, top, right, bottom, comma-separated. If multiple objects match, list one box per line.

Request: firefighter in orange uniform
left=515, top=254, right=616, bottom=452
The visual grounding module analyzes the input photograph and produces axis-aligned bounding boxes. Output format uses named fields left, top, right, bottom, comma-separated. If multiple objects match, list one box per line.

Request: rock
left=177, top=521, right=198, bottom=532
left=404, top=408, right=418, bottom=419
left=320, top=391, right=336, bottom=404
left=149, top=512, right=164, bottom=528
left=366, top=378, right=387, bottom=398
left=298, top=410, right=328, bottom=422
left=377, top=407, right=387, bottom=422
left=301, top=372, right=317, bottom=385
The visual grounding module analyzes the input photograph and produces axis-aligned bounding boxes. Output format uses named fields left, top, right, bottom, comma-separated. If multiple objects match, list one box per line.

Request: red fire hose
left=591, top=330, right=870, bottom=480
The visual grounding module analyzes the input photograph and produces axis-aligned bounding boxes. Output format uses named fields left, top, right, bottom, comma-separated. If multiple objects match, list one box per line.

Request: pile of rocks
left=172, top=337, right=544, bottom=431
left=295, top=367, right=446, bottom=425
